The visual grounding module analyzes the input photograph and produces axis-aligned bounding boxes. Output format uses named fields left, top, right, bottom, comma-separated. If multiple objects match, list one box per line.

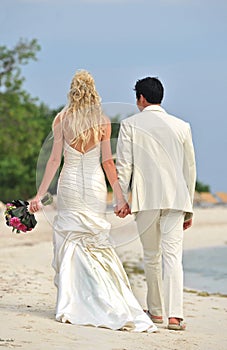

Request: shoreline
left=184, top=288, right=227, bottom=298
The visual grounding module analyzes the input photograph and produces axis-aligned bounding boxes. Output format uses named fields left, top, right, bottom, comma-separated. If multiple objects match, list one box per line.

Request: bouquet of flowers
left=4, top=193, right=53, bottom=234
left=5, top=200, right=37, bottom=233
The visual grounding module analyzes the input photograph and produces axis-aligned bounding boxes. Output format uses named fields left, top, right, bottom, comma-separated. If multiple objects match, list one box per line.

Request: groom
left=115, top=77, right=196, bottom=330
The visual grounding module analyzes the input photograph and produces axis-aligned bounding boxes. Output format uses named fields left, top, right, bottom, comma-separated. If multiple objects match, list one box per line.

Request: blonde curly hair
left=62, top=70, right=105, bottom=152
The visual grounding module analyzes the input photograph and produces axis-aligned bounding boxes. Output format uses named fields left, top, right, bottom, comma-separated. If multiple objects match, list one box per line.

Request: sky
left=1, top=0, right=227, bottom=193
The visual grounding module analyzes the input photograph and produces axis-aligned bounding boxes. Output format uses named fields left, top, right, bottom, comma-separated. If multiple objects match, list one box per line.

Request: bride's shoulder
left=101, top=114, right=111, bottom=131
left=53, top=107, right=68, bottom=127
left=100, top=114, right=112, bottom=139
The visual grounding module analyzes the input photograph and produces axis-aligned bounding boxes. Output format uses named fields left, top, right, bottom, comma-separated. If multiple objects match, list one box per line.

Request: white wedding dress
left=52, top=141, right=157, bottom=333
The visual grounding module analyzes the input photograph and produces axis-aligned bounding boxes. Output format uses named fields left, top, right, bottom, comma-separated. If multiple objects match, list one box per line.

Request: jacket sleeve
left=183, top=124, right=197, bottom=220
left=116, top=120, right=133, bottom=201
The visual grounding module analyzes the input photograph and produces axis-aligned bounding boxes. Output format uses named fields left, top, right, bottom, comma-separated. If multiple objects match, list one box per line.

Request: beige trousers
left=136, top=209, right=185, bottom=319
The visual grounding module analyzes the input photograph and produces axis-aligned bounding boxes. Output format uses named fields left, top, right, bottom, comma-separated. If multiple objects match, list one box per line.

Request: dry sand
left=0, top=206, right=227, bottom=350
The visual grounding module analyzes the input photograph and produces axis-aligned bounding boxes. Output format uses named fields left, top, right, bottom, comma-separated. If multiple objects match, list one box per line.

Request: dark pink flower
left=10, top=217, right=21, bottom=227
left=17, top=223, right=27, bottom=232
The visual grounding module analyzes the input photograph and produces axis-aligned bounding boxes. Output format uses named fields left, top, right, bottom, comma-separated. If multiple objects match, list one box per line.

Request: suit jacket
left=116, top=105, right=196, bottom=217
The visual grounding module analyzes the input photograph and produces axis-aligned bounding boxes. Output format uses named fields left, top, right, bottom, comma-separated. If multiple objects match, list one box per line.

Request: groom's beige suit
left=116, top=105, right=196, bottom=319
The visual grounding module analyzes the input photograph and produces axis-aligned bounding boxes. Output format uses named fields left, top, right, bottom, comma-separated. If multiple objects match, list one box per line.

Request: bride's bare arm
left=30, top=114, right=63, bottom=212
left=101, top=119, right=130, bottom=215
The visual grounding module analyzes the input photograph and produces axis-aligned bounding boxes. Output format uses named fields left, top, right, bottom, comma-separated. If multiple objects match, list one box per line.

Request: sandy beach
left=1, top=206, right=227, bottom=350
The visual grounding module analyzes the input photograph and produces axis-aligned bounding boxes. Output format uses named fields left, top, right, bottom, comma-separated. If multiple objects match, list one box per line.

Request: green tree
left=195, top=180, right=210, bottom=193
left=0, top=38, right=40, bottom=93
left=110, top=114, right=121, bottom=154
left=0, top=93, right=53, bottom=202
left=0, top=39, right=54, bottom=203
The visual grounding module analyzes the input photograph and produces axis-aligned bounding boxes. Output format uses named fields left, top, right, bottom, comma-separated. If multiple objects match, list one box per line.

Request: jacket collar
left=143, top=105, right=166, bottom=113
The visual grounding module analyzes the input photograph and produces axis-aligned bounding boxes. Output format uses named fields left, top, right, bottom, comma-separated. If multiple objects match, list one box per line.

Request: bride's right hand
left=29, top=195, right=41, bottom=213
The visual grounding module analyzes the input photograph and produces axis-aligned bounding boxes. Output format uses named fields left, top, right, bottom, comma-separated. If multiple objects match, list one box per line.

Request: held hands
left=114, top=200, right=131, bottom=218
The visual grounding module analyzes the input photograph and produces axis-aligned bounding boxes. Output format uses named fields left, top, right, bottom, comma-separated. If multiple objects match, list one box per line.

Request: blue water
left=183, top=246, right=227, bottom=294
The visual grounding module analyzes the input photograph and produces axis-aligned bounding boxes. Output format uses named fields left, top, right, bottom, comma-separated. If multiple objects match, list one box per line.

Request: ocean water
left=183, top=246, right=227, bottom=294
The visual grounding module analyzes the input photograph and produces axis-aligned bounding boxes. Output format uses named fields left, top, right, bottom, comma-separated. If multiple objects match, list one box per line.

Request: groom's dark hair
left=134, top=77, right=164, bottom=104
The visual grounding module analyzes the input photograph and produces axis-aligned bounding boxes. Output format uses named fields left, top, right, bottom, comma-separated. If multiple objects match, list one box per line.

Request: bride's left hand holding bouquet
left=4, top=193, right=53, bottom=234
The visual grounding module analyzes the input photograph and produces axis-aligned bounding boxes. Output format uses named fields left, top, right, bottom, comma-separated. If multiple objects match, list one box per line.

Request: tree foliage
left=0, top=39, right=53, bottom=203
left=110, top=114, right=121, bottom=155
left=0, top=91, right=54, bottom=202
left=195, top=180, right=210, bottom=193
left=0, top=38, right=41, bottom=93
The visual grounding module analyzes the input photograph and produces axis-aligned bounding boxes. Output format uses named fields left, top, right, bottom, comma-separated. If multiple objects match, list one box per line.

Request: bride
left=30, top=70, right=157, bottom=333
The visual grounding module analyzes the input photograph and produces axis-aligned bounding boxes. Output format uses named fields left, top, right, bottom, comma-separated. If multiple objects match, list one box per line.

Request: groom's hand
left=183, top=218, right=192, bottom=230
left=114, top=203, right=131, bottom=218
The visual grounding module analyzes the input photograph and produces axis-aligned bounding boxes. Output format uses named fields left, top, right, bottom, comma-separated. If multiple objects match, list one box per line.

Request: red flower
left=17, top=223, right=28, bottom=232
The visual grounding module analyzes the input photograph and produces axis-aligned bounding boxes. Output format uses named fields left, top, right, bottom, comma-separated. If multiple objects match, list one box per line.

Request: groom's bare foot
left=168, top=317, right=182, bottom=324
left=168, top=317, right=186, bottom=330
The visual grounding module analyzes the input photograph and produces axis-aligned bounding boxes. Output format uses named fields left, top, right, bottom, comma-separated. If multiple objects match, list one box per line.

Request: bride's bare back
left=68, top=129, right=104, bottom=154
